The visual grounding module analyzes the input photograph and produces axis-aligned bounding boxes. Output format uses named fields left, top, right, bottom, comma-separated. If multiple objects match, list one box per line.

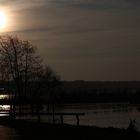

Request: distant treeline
left=1, top=81, right=140, bottom=104
left=55, top=81, right=140, bottom=104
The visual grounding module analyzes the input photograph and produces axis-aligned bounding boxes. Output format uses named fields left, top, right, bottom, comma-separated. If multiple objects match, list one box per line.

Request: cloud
left=48, top=0, right=140, bottom=10
left=1, top=0, right=140, bottom=12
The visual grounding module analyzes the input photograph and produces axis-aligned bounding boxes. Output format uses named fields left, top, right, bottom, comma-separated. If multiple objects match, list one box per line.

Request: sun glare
left=0, top=11, right=7, bottom=30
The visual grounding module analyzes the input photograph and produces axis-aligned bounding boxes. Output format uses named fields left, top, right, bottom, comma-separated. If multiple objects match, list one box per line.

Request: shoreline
left=0, top=118, right=140, bottom=140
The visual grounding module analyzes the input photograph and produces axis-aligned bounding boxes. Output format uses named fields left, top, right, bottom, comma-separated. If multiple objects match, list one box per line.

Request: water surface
left=48, top=103, right=140, bottom=131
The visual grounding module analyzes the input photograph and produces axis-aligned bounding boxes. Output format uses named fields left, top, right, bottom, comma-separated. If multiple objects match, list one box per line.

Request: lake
left=43, top=103, right=140, bottom=131
left=1, top=102, right=140, bottom=140
left=0, top=96, right=140, bottom=131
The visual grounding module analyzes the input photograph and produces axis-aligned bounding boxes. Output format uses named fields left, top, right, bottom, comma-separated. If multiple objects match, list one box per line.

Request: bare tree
left=0, top=35, right=60, bottom=120
left=0, top=35, right=59, bottom=99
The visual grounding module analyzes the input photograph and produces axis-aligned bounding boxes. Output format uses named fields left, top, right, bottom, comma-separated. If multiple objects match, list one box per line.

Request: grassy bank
left=0, top=118, right=140, bottom=140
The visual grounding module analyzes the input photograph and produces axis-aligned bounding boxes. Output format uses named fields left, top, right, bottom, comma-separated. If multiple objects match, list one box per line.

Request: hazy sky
left=1, top=0, right=140, bottom=81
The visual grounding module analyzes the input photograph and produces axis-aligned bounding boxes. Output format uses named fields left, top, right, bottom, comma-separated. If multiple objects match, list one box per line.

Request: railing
left=15, top=112, right=85, bottom=125
left=0, top=109, right=85, bottom=126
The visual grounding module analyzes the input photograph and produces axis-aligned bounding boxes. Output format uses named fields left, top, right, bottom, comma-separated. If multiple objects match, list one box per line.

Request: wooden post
left=31, top=104, right=34, bottom=115
left=76, top=114, right=79, bottom=126
left=37, top=103, right=40, bottom=122
left=19, top=105, right=21, bottom=113
left=60, top=114, right=63, bottom=125
left=52, top=103, right=55, bottom=123
left=38, top=113, right=40, bottom=122
left=9, top=104, right=12, bottom=118
left=13, top=102, right=16, bottom=119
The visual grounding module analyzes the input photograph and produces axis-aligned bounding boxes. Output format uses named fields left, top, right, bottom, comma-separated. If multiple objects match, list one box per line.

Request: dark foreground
left=0, top=117, right=140, bottom=140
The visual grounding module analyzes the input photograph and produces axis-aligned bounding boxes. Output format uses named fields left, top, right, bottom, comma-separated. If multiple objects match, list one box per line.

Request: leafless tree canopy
left=0, top=35, right=60, bottom=99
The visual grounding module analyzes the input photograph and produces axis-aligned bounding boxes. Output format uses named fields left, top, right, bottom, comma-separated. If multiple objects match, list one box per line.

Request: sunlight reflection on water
left=0, top=94, right=14, bottom=99
left=0, top=105, right=10, bottom=110
left=0, top=95, right=9, bottom=99
left=0, top=95, right=11, bottom=116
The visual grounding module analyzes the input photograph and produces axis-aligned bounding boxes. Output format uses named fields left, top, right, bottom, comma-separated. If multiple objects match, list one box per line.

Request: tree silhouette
left=0, top=35, right=60, bottom=101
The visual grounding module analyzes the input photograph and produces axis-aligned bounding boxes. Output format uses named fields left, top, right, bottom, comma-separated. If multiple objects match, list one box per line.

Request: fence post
left=38, top=113, right=40, bottom=122
left=76, top=114, right=79, bottom=126
left=60, top=114, right=63, bottom=125
left=9, top=104, right=12, bottom=118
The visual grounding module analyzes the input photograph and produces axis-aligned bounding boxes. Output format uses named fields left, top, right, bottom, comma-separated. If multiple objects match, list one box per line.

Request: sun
left=0, top=11, right=7, bottom=30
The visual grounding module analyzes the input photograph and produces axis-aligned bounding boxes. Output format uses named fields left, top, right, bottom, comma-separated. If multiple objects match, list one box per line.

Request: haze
left=1, top=0, right=140, bottom=81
